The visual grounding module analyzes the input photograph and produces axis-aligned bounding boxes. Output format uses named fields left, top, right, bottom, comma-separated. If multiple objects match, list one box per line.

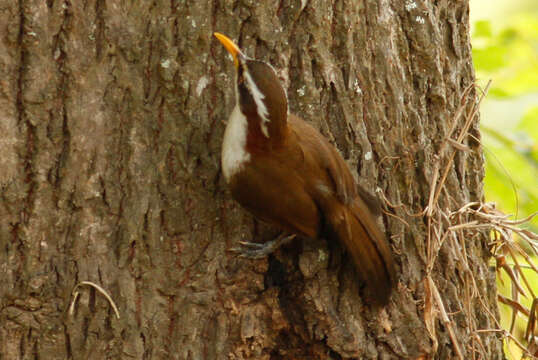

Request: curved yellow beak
left=214, top=32, right=243, bottom=68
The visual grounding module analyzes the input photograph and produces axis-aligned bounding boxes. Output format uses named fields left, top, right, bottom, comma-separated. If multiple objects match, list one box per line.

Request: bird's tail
left=324, top=198, right=396, bottom=306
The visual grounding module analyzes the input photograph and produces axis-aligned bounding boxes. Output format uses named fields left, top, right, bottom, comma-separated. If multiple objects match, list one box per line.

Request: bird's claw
left=237, top=241, right=266, bottom=248
left=229, top=242, right=271, bottom=259
left=229, top=234, right=297, bottom=259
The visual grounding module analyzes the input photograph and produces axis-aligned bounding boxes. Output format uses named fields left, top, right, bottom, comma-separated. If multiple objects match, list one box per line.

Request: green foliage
left=473, top=16, right=538, bottom=230
left=473, top=11, right=538, bottom=359
left=473, top=15, right=538, bottom=98
left=519, top=106, right=538, bottom=147
left=482, top=106, right=538, bottom=229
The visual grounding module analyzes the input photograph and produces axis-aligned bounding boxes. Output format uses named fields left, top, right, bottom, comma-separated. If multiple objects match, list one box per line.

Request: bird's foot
left=230, top=234, right=296, bottom=259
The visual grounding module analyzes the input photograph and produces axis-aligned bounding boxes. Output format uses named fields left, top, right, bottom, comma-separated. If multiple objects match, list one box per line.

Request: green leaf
left=473, top=14, right=538, bottom=97
left=502, top=67, right=538, bottom=95
left=480, top=116, right=538, bottom=230
left=474, top=20, right=493, bottom=38
left=488, top=87, right=511, bottom=98
left=472, top=45, right=507, bottom=72
left=518, top=106, right=538, bottom=141
left=517, top=106, right=538, bottom=162
left=498, top=27, right=518, bottom=44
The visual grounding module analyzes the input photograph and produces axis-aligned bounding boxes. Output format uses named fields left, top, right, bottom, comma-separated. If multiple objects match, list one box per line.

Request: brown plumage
left=215, top=33, right=396, bottom=306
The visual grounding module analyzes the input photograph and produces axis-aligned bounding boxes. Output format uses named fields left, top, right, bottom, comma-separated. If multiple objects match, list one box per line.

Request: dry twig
left=69, top=281, right=121, bottom=319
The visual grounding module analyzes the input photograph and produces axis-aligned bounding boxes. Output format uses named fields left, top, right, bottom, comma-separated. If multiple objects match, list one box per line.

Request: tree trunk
left=0, top=0, right=504, bottom=359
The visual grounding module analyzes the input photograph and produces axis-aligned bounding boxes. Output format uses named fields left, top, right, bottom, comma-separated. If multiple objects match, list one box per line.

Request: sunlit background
left=471, top=0, right=538, bottom=226
left=470, top=0, right=538, bottom=357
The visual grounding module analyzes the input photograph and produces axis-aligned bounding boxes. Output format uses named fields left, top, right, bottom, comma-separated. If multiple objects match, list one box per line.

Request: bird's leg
left=230, top=233, right=297, bottom=259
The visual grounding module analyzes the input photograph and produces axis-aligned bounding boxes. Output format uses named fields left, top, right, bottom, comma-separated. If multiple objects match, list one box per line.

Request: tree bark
left=0, top=0, right=504, bottom=359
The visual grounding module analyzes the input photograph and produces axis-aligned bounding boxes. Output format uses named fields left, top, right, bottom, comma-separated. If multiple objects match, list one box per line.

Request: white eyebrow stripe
left=243, top=69, right=270, bottom=138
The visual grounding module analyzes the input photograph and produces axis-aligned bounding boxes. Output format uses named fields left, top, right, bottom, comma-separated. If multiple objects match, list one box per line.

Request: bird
left=214, top=32, right=396, bottom=306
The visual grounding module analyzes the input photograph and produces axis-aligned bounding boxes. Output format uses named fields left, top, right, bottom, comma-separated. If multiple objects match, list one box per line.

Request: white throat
left=221, top=104, right=250, bottom=182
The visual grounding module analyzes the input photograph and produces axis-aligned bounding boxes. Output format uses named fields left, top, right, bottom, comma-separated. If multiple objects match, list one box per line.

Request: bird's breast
left=226, top=156, right=321, bottom=239
left=221, top=105, right=250, bottom=182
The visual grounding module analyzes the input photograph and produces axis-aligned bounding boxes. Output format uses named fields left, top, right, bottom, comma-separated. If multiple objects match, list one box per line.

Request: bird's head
left=214, top=32, right=287, bottom=139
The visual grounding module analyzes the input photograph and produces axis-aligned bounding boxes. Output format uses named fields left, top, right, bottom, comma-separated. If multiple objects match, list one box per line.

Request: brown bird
left=214, top=32, right=396, bottom=306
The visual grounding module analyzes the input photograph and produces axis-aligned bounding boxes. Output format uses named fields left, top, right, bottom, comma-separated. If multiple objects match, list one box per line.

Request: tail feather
left=324, top=199, right=396, bottom=306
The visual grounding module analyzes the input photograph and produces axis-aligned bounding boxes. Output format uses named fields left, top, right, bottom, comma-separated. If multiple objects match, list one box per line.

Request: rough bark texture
left=0, top=0, right=503, bottom=359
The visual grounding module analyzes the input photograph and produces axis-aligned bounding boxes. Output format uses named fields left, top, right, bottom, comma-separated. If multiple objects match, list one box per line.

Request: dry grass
left=456, top=202, right=538, bottom=359
left=384, top=80, right=538, bottom=359
left=69, top=281, right=121, bottom=319
left=421, top=81, right=486, bottom=360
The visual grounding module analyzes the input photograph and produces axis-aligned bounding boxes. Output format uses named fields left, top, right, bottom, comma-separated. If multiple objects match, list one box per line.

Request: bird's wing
left=288, top=114, right=396, bottom=305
